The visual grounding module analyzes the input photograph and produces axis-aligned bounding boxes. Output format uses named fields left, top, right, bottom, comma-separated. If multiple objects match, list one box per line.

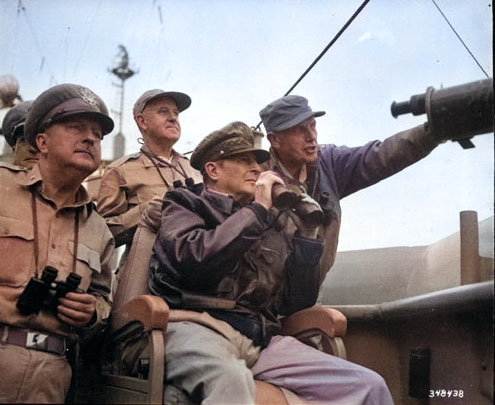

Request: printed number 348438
left=429, top=390, right=464, bottom=398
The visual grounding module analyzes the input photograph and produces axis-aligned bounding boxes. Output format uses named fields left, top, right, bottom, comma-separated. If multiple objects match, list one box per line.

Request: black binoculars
left=16, top=266, right=82, bottom=315
left=271, top=184, right=324, bottom=227
left=172, top=178, right=195, bottom=189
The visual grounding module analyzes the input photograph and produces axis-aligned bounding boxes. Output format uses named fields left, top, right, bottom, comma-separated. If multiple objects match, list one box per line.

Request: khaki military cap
left=190, top=121, right=270, bottom=171
left=133, top=89, right=191, bottom=115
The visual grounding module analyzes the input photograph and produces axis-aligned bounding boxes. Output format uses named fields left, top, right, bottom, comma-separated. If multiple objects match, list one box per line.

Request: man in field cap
left=97, top=89, right=201, bottom=291
left=132, top=89, right=191, bottom=116
left=260, top=94, right=444, bottom=288
left=1, top=100, right=40, bottom=169
left=0, top=83, right=116, bottom=403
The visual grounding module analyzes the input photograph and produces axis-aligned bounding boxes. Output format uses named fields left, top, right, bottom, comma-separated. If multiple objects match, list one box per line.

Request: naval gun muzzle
left=391, top=78, right=494, bottom=148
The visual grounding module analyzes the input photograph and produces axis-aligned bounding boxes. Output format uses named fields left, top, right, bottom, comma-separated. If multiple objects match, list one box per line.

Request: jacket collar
left=268, top=147, right=317, bottom=187
left=21, top=163, right=94, bottom=212
left=203, top=186, right=245, bottom=215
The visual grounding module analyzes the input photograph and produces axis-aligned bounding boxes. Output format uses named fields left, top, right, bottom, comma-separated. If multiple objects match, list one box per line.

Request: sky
left=0, top=0, right=493, bottom=252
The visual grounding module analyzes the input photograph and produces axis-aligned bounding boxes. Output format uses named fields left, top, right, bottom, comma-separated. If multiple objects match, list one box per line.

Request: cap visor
left=52, top=110, right=114, bottom=135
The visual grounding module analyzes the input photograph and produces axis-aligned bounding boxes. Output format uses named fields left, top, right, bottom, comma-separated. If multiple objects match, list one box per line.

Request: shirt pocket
left=68, top=241, right=102, bottom=291
left=0, top=217, right=35, bottom=287
left=135, top=184, right=165, bottom=206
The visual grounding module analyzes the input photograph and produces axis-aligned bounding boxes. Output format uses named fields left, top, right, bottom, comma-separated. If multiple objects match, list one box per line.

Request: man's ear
left=36, top=132, right=48, bottom=153
left=134, top=114, right=147, bottom=131
left=204, top=161, right=220, bottom=181
left=267, top=132, right=278, bottom=147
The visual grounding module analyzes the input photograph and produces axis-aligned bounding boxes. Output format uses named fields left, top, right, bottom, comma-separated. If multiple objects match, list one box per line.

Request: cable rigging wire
left=431, top=0, right=489, bottom=78
left=284, top=0, right=372, bottom=97
left=254, top=0, right=372, bottom=131
left=16, top=0, right=58, bottom=83
left=254, top=0, right=489, bottom=132
left=74, top=0, right=104, bottom=75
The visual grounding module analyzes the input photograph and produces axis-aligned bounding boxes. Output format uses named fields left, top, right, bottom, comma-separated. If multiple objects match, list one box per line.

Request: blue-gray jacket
left=267, top=123, right=440, bottom=281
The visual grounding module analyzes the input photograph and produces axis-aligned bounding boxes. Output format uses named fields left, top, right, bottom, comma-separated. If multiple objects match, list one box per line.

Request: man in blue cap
left=0, top=83, right=115, bottom=403
left=260, top=94, right=442, bottom=284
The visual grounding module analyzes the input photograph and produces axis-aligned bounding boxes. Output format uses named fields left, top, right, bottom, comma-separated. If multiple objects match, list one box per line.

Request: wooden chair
left=94, top=197, right=347, bottom=404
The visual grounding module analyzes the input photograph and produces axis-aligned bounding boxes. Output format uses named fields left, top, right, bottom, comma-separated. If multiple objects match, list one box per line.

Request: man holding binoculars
left=260, top=95, right=444, bottom=282
left=0, top=84, right=115, bottom=403
left=149, top=122, right=393, bottom=404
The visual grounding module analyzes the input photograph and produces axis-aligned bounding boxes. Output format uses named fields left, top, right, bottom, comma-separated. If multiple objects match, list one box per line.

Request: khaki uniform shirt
left=0, top=163, right=115, bottom=338
left=97, top=146, right=202, bottom=247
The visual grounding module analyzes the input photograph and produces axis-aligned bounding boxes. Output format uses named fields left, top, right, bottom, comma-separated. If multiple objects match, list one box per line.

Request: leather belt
left=0, top=324, right=68, bottom=356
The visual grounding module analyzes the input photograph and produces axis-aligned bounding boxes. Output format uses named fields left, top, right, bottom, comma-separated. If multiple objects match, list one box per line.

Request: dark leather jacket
left=149, top=184, right=323, bottom=344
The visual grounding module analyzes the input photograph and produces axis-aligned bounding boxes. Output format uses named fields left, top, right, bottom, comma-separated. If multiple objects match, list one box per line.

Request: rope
left=431, top=0, right=489, bottom=78
left=254, top=0, right=372, bottom=131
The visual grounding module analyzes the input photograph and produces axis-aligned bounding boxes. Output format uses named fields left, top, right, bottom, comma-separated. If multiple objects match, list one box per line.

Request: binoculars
left=16, top=266, right=82, bottom=315
left=172, top=178, right=195, bottom=189
left=271, top=184, right=324, bottom=227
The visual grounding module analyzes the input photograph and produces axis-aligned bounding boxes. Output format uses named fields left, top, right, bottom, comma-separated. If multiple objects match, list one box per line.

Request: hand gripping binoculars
left=271, top=184, right=324, bottom=227
left=17, top=266, right=82, bottom=315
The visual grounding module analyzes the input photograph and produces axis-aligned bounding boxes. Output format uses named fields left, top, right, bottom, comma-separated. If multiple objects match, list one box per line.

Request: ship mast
left=109, top=45, right=138, bottom=159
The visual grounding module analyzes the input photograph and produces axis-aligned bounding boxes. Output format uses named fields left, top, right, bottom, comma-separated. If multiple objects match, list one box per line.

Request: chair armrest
left=111, top=294, right=170, bottom=332
left=281, top=306, right=347, bottom=359
left=280, top=306, right=347, bottom=338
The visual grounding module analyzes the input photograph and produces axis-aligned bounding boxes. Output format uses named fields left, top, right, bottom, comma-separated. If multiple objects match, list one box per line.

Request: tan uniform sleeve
left=97, top=166, right=147, bottom=246
left=79, top=226, right=115, bottom=342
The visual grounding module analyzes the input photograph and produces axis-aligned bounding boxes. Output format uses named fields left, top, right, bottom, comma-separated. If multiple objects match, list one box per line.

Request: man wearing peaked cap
left=148, top=121, right=337, bottom=403
left=97, top=88, right=201, bottom=293
left=1, top=100, right=40, bottom=169
left=2, top=100, right=33, bottom=148
left=190, top=121, right=270, bottom=171
left=24, top=83, right=114, bottom=147
left=0, top=83, right=115, bottom=403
